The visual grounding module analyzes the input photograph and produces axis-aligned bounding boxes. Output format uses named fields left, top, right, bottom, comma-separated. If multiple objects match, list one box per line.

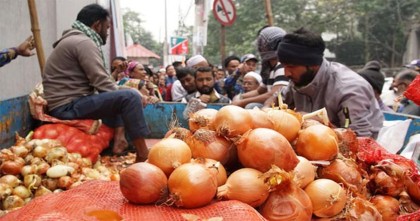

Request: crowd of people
left=3, top=3, right=420, bottom=161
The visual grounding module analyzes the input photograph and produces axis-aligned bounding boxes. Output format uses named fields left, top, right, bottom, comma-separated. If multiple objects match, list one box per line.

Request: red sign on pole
left=212, top=0, right=236, bottom=26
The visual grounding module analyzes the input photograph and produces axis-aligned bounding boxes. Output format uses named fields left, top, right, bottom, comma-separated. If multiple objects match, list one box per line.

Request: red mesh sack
left=0, top=180, right=267, bottom=221
left=33, top=123, right=114, bottom=162
left=404, top=74, right=420, bottom=106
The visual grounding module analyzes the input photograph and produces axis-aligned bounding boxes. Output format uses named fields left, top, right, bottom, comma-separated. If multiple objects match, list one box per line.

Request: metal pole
left=163, top=0, right=169, bottom=66
left=264, top=0, right=274, bottom=26
left=220, top=24, right=225, bottom=67
left=27, top=0, right=46, bottom=74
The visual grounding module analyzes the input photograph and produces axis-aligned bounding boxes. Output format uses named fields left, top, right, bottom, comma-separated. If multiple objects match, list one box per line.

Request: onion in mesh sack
left=188, top=108, right=218, bottom=132
left=167, top=162, right=217, bottom=208
left=295, top=124, right=338, bottom=161
left=304, top=178, right=347, bottom=218
left=185, top=129, right=234, bottom=165
left=259, top=166, right=313, bottom=221
left=120, top=162, right=168, bottom=204
left=217, top=168, right=269, bottom=207
left=370, top=195, right=399, bottom=220
left=148, top=138, right=192, bottom=177
left=213, top=105, right=253, bottom=138
left=236, top=128, right=298, bottom=172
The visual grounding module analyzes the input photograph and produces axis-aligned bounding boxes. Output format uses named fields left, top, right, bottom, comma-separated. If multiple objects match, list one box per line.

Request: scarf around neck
left=72, top=20, right=106, bottom=67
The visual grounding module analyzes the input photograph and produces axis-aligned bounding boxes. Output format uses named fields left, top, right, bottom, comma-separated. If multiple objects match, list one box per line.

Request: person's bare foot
left=133, top=138, right=149, bottom=162
left=112, top=127, right=128, bottom=155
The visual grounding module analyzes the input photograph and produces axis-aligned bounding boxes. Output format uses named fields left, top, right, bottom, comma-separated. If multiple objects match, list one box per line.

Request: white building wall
left=0, top=0, right=113, bottom=101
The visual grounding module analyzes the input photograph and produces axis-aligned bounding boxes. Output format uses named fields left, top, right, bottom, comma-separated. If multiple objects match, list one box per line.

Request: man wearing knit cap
left=232, top=26, right=289, bottom=108
left=357, top=61, right=392, bottom=112
left=278, top=27, right=383, bottom=138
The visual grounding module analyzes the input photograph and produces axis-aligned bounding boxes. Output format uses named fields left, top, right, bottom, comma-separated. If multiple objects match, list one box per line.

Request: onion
left=23, top=174, right=42, bottom=191
left=148, top=138, right=192, bottom=177
left=260, top=186, right=313, bottom=221
left=368, top=169, right=404, bottom=197
left=304, top=179, right=347, bottom=218
left=370, top=195, right=399, bottom=220
left=247, top=107, right=273, bottom=129
left=168, top=162, right=217, bottom=208
left=36, top=161, right=51, bottom=175
left=42, top=178, right=58, bottom=191
left=13, top=185, right=32, bottom=199
left=164, top=127, right=192, bottom=141
left=46, top=165, right=75, bottom=178
left=188, top=108, right=218, bottom=132
left=34, top=185, right=52, bottom=197
left=21, top=165, right=37, bottom=176
left=236, top=128, right=298, bottom=172
left=10, top=145, right=29, bottom=158
left=3, top=195, right=24, bottom=210
left=295, top=124, right=338, bottom=161
left=186, top=129, right=233, bottom=165
left=0, top=183, right=13, bottom=200
left=120, top=162, right=168, bottom=204
left=217, top=168, right=269, bottom=207
left=1, top=157, right=25, bottom=175
left=45, top=147, right=68, bottom=164
left=213, top=105, right=253, bottom=138
left=32, top=145, right=49, bottom=158
left=318, top=157, right=363, bottom=194
left=293, top=156, right=316, bottom=188
left=191, top=158, right=227, bottom=186
left=57, top=176, right=74, bottom=190
left=266, top=109, right=301, bottom=142
left=0, top=175, right=21, bottom=188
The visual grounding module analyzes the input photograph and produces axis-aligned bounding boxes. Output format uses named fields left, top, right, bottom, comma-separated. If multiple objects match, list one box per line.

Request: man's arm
left=0, top=36, right=35, bottom=68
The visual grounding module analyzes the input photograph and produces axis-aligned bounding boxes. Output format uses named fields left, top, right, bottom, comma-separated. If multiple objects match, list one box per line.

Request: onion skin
left=266, top=109, right=301, bottom=142
left=188, top=108, right=218, bottom=132
left=260, top=187, right=313, bottom=221
left=294, top=156, right=316, bottom=188
left=148, top=138, right=192, bottom=177
left=168, top=163, right=217, bottom=208
left=236, top=128, right=298, bottom=172
left=370, top=195, right=399, bottom=221
left=217, top=168, right=269, bottom=207
left=213, top=105, right=253, bottom=138
left=120, top=162, right=168, bottom=204
left=304, top=179, right=347, bottom=218
left=295, top=124, right=338, bottom=161
left=164, top=127, right=192, bottom=141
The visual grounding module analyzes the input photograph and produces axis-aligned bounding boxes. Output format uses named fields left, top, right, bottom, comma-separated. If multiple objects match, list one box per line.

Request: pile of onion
left=293, top=156, right=316, bottom=188
left=213, top=105, right=253, bottom=138
left=167, top=162, right=217, bottom=208
left=304, top=179, right=347, bottom=218
left=266, top=109, right=301, bottom=142
left=246, top=107, right=273, bottom=129
left=185, top=129, right=233, bottom=165
left=147, top=138, right=192, bottom=177
left=260, top=167, right=313, bottom=221
left=236, top=128, right=298, bottom=172
left=188, top=108, right=218, bottom=132
left=217, top=168, right=269, bottom=207
left=119, top=162, right=167, bottom=204
left=295, top=124, right=338, bottom=161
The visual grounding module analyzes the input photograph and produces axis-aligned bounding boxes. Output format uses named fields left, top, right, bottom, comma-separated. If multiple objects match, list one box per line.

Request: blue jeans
left=49, top=89, right=150, bottom=140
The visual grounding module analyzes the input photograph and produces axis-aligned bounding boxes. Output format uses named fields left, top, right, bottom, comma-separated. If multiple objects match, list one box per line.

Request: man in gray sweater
left=42, top=4, right=149, bottom=162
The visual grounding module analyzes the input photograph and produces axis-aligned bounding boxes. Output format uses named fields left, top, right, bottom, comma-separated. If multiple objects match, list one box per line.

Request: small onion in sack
left=120, top=162, right=168, bottom=204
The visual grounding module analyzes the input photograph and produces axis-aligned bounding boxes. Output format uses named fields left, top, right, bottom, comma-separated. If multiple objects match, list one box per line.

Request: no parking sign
left=212, top=0, right=236, bottom=26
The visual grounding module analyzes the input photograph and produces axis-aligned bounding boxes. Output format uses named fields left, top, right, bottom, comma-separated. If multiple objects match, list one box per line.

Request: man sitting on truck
left=42, top=4, right=150, bottom=162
